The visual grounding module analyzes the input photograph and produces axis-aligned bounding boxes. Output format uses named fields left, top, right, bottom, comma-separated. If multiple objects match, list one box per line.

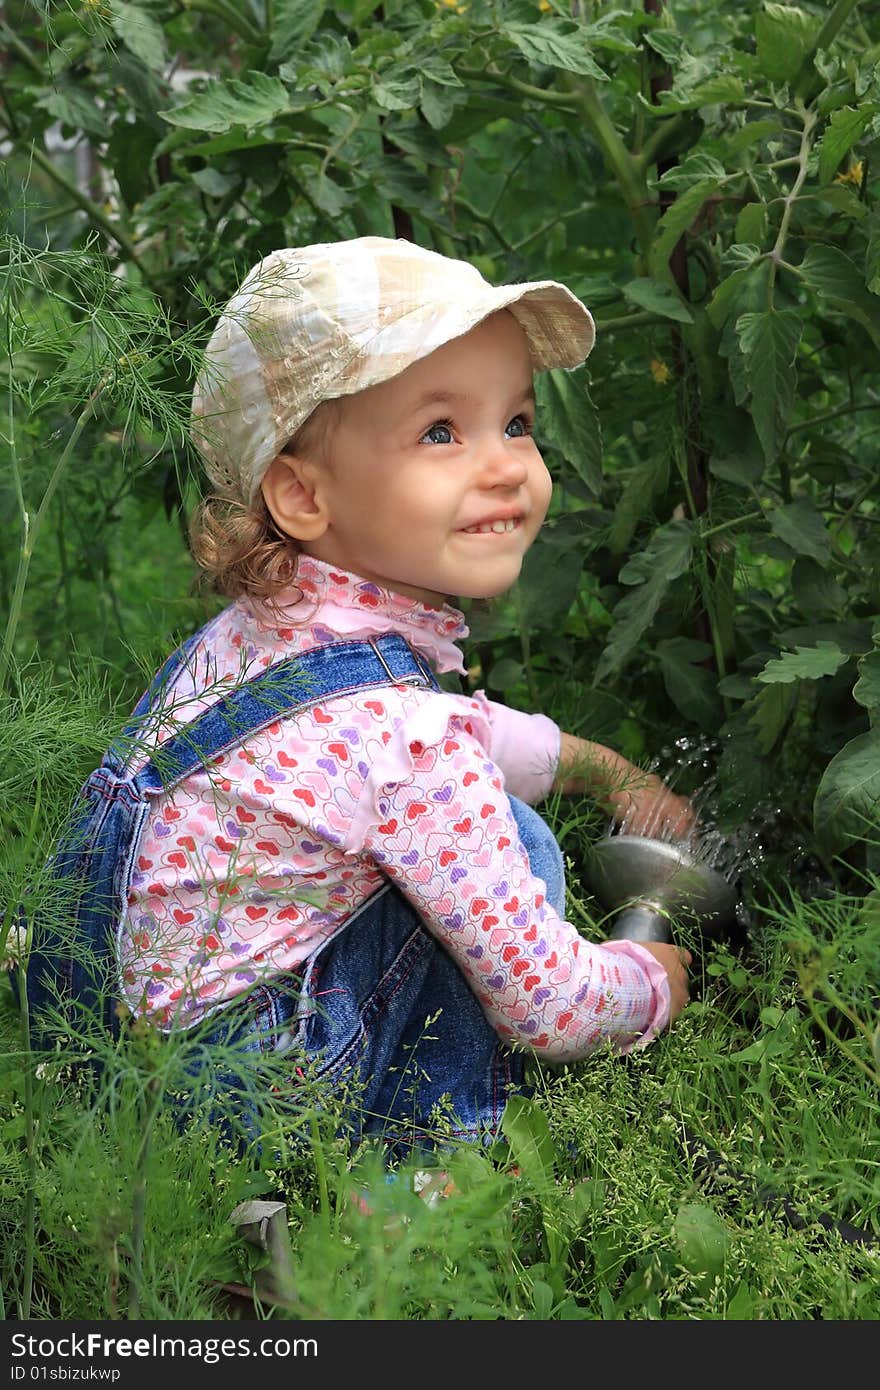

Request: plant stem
left=597, top=309, right=666, bottom=333
left=179, top=0, right=264, bottom=44
left=0, top=380, right=108, bottom=693
left=14, top=773, right=43, bottom=1322
left=569, top=79, right=656, bottom=259
left=128, top=1073, right=164, bottom=1319
left=795, top=0, right=864, bottom=95
left=768, top=107, right=817, bottom=295
left=701, top=510, right=765, bottom=539
left=459, top=65, right=579, bottom=114
left=22, top=146, right=147, bottom=275
left=786, top=399, right=880, bottom=436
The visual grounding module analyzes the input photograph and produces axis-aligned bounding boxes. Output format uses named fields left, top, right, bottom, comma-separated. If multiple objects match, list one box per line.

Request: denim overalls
left=22, top=629, right=565, bottom=1158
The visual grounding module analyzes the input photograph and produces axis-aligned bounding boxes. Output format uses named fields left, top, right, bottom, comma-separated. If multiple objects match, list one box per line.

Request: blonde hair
left=189, top=400, right=339, bottom=601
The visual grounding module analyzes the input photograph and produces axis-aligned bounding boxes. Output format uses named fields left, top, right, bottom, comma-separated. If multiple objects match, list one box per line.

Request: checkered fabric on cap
left=191, top=236, right=596, bottom=506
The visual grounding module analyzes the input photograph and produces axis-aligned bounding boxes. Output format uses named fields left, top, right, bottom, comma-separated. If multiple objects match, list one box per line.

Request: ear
left=261, top=451, right=330, bottom=542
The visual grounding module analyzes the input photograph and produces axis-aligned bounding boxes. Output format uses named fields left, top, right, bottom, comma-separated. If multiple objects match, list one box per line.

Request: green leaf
left=159, top=73, right=292, bottom=134
left=735, top=202, right=768, bottom=248
left=36, top=86, right=110, bottom=139
left=302, top=167, right=351, bottom=216
left=814, top=728, right=880, bottom=854
left=814, top=183, right=868, bottom=221
left=654, top=152, right=727, bottom=191
left=644, top=29, right=686, bottom=65
left=517, top=540, right=584, bottom=631
left=111, top=1, right=168, bottom=71
left=500, top=1095, right=558, bottom=1188
left=503, top=21, right=608, bottom=79
left=756, top=641, right=847, bottom=685
left=269, top=0, right=327, bottom=63
left=799, top=244, right=880, bottom=348
left=791, top=556, right=845, bottom=619
left=190, top=167, right=239, bottom=197
left=106, top=118, right=160, bottom=208
left=649, top=179, right=721, bottom=280
left=621, top=278, right=693, bottom=323
left=674, top=1203, right=729, bottom=1278
left=755, top=3, right=820, bottom=84
left=656, top=638, right=720, bottom=730
left=617, top=519, right=692, bottom=586
left=767, top=498, right=831, bottom=563
left=725, top=117, right=784, bottom=153
left=748, top=681, right=798, bottom=755
left=596, top=521, right=694, bottom=681
left=853, top=647, right=880, bottom=715
left=374, top=75, right=421, bottom=111
left=815, top=106, right=873, bottom=187
left=653, top=74, right=745, bottom=112
left=534, top=368, right=602, bottom=495
left=420, top=79, right=458, bottom=130
left=707, top=262, right=764, bottom=330
left=735, top=309, right=802, bottom=462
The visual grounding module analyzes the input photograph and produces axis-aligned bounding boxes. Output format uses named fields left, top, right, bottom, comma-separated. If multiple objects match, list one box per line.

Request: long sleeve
left=474, top=693, right=561, bottom=805
left=349, top=701, right=669, bottom=1062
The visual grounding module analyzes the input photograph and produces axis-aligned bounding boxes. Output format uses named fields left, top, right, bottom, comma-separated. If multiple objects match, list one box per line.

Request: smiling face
left=262, top=311, right=552, bottom=608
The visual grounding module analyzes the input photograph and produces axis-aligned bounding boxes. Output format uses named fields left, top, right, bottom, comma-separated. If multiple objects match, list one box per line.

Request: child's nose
left=478, top=440, right=529, bottom=489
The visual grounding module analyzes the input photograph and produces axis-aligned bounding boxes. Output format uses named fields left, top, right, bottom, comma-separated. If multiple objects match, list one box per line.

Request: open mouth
left=461, top=518, right=521, bottom=535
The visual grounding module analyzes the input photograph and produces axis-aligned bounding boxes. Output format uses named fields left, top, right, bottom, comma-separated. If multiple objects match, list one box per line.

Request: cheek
left=532, top=459, right=553, bottom=520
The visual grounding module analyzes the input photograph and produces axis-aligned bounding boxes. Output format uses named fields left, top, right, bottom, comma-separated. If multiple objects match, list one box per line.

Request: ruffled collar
left=247, top=555, right=469, bottom=675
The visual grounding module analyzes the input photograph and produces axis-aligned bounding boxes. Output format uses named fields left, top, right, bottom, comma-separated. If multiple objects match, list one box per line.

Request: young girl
left=28, top=237, right=691, bottom=1155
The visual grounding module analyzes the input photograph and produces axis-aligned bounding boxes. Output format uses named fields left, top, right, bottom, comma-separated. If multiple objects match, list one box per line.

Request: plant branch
left=567, top=78, right=657, bottom=258
left=795, top=0, right=864, bottom=95
left=0, top=380, right=108, bottom=692
left=459, top=65, right=579, bottom=114
left=20, top=145, right=149, bottom=277
left=597, top=309, right=666, bottom=333
left=179, top=0, right=264, bottom=44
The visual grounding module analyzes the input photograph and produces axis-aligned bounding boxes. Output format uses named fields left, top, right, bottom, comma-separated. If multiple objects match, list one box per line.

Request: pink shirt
left=120, top=556, right=670, bottom=1059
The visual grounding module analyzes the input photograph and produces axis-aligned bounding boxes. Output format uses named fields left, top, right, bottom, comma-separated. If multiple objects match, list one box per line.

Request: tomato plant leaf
left=622, top=277, right=693, bottom=323
left=534, top=368, right=602, bottom=495
left=756, top=641, right=848, bottom=684
left=755, top=3, right=821, bottom=84
left=159, top=73, right=292, bottom=134
left=736, top=309, right=802, bottom=462
left=815, top=105, right=874, bottom=187
left=768, top=498, right=832, bottom=563
left=814, top=728, right=880, bottom=853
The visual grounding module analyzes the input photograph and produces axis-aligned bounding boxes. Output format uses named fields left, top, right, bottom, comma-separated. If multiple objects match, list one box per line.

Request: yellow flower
left=835, top=159, right=863, bottom=186
left=539, top=1, right=553, bottom=11
left=650, top=358, right=671, bottom=385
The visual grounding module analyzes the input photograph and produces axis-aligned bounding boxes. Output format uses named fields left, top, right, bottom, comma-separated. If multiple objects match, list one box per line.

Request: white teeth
left=463, top=518, right=518, bottom=534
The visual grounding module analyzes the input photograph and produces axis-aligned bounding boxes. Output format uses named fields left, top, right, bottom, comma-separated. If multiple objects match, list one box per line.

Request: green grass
left=2, top=845, right=878, bottom=1321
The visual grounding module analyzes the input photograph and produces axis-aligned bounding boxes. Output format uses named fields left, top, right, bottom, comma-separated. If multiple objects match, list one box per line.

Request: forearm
left=552, top=731, right=694, bottom=837
left=553, top=732, right=656, bottom=807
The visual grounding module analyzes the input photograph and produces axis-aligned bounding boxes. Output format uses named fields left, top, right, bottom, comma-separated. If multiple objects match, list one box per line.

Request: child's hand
left=637, top=941, right=692, bottom=1024
left=554, top=735, right=697, bottom=841
left=615, top=776, right=696, bottom=841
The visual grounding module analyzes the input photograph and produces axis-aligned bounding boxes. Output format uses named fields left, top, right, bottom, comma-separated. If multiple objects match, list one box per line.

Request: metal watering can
left=585, top=832, right=740, bottom=944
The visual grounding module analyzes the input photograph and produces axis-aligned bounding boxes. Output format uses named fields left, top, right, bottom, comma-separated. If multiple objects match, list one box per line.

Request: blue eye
left=505, top=415, right=529, bottom=438
left=421, top=420, right=454, bottom=445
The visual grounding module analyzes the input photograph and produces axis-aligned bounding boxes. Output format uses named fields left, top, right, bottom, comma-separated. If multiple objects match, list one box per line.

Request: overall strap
left=134, top=634, right=438, bottom=794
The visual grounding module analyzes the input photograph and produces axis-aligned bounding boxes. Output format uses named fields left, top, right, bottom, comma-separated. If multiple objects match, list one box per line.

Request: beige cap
left=191, top=236, right=596, bottom=505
